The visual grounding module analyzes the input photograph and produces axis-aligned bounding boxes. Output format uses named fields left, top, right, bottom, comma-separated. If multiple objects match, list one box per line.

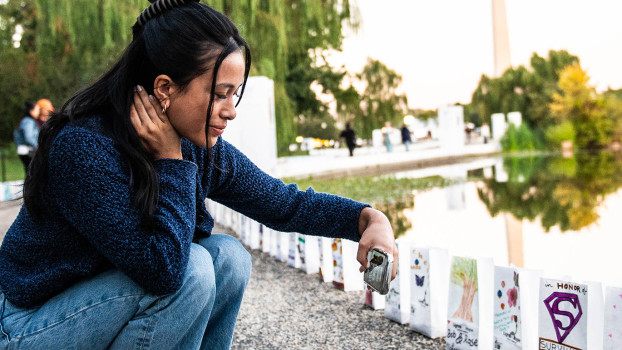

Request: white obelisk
left=492, top=0, right=511, bottom=77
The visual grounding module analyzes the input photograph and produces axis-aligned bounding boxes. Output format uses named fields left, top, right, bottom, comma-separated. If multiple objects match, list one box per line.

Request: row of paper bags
left=207, top=201, right=621, bottom=350
left=0, top=181, right=23, bottom=202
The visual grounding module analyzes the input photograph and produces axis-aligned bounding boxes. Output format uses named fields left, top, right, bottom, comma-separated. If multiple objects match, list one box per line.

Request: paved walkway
left=276, top=140, right=499, bottom=178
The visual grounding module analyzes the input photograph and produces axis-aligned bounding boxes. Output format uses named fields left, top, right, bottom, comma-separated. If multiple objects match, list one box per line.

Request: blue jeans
left=0, top=234, right=251, bottom=350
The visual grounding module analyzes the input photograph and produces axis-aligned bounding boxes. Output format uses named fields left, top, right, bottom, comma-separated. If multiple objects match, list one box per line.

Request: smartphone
left=363, top=248, right=394, bottom=295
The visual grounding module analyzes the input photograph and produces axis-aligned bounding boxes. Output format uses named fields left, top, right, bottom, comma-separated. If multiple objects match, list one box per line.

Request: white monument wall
left=437, top=106, right=465, bottom=150
left=491, top=113, right=507, bottom=140
left=223, top=76, right=277, bottom=176
left=507, top=111, right=522, bottom=127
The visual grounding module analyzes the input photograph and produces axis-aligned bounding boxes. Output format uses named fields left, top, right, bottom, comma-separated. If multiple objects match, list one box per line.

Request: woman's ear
left=153, top=74, right=175, bottom=108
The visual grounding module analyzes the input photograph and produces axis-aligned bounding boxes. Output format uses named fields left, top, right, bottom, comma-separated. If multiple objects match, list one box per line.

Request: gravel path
left=231, top=234, right=445, bottom=350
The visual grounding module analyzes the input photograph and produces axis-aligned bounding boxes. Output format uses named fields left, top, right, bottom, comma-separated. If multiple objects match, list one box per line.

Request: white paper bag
left=384, top=239, right=410, bottom=324
left=538, top=278, right=588, bottom=350
left=586, top=281, right=603, bottom=350
left=409, top=246, right=450, bottom=339
left=446, top=256, right=494, bottom=350
left=239, top=215, right=248, bottom=245
left=331, top=239, right=363, bottom=292
left=493, top=266, right=521, bottom=350
left=318, top=237, right=333, bottom=283
left=269, top=228, right=278, bottom=258
left=364, top=288, right=386, bottom=310
left=515, top=268, right=542, bottom=350
left=287, top=232, right=301, bottom=268
left=225, top=210, right=240, bottom=237
left=248, top=219, right=260, bottom=250
left=260, top=224, right=270, bottom=254
left=276, top=231, right=288, bottom=263
left=297, top=234, right=319, bottom=274
left=604, top=285, right=622, bottom=350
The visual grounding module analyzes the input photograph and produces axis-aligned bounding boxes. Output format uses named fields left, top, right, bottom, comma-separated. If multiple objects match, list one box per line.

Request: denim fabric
left=0, top=234, right=251, bottom=350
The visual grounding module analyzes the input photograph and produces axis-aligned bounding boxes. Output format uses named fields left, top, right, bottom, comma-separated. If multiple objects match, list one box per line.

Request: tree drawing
left=451, top=257, right=478, bottom=322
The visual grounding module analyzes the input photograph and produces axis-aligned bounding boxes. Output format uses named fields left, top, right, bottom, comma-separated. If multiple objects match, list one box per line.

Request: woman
left=0, top=1, right=396, bottom=349
left=13, top=101, right=41, bottom=173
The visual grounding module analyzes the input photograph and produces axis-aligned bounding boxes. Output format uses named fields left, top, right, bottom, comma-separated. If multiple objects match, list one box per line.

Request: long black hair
left=22, top=101, right=38, bottom=119
left=24, top=0, right=251, bottom=223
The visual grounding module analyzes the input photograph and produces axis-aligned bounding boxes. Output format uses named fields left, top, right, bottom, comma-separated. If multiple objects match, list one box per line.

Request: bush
left=501, top=123, right=536, bottom=151
left=545, top=122, right=575, bottom=149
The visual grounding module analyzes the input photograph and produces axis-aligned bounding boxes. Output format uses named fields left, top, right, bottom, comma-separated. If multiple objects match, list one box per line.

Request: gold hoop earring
left=162, top=102, right=168, bottom=114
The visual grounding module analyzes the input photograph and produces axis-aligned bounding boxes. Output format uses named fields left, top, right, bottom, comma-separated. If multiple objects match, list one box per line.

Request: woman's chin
left=207, top=135, right=219, bottom=148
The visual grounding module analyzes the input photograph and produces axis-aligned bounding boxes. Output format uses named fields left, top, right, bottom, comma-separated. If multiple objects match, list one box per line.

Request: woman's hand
left=130, top=85, right=182, bottom=160
left=356, top=207, right=398, bottom=280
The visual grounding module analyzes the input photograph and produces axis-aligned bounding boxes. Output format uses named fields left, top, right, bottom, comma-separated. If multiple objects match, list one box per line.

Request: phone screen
left=364, top=249, right=391, bottom=294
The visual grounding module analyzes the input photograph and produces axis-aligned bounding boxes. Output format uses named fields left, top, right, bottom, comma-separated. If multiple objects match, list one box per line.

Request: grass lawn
left=0, top=147, right=25, bottom=182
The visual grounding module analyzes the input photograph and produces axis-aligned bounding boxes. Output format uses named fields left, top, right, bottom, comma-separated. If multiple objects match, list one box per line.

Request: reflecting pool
left=296, top=151, right=622, bottom=288
left=389, top=152, right=622, bottom=288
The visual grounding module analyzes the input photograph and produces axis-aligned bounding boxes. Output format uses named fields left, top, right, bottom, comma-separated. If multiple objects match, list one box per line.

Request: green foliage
left=450, top=256, right=478, bottom=288
left=477, top=152, right=622, bottom=232
left=545, top=122, right=575, bottom=149
left=550, top=64, right=617, bottom=149
left=469, top=50, right=579, bottom=130
left=500, top=123, right=536, bottom=151
left=355, top=59, right=409, bottom=138
left=0, top=0, right=360, bottom=155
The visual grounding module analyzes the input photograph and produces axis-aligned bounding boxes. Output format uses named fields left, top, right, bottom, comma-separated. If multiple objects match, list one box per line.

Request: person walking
left=0, top=1, right=397, bottom=349
left=400, top=123, right=412, bottom=151
left=339, top=122, right=357, bottom=157
left=13, top=101, right=41, bottom=173
left=382, top=122, right=394, bottom=152
left=481, top=122, right=491, bottom=144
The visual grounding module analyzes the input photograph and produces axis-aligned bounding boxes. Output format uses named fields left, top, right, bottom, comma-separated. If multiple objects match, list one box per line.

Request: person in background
left=36, top=99, right=54, bottom=126
left=340, top=122, right=357, bottom=157
left=481, top=122, right=491, bottom=144
left=400, top=123, right=412, bottom=151
left=13, top=101, right=41, bottom=173
left=382, top=122, right=394, bottom=152
left=0, top=1, right=397, bottom=349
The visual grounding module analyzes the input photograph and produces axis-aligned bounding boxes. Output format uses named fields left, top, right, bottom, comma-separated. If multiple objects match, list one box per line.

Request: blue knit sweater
left=0, top=116, right=368, bottom=308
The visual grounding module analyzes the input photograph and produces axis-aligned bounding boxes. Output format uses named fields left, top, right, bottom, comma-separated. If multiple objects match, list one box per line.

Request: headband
left=135, top=0, right=200, bottom=28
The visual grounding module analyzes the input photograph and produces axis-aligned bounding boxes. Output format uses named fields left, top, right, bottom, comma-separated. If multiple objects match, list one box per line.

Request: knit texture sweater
left=0, top=116, right=368, bottom=308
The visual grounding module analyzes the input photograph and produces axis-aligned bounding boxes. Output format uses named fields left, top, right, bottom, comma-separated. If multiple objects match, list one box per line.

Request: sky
left=326, top=0, right=622, bottom=110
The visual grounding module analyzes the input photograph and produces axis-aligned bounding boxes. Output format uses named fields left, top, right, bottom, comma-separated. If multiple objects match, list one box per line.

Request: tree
left=356, top=58, right=409, bottom=138
left=450, top=257, right=478, bottom=322
left=469, top=50, right=580, bottom=133
left=550, top=64, right=612, bottom=149
left=0, top=0, right=360, bottom=154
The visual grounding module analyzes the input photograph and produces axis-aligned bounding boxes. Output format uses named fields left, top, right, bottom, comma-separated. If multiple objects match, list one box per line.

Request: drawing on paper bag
left=493, top=266, right=521, bottom=350
left=446, top=256, right=479, bottom=350
left=538, top=278, right=588, bottom=350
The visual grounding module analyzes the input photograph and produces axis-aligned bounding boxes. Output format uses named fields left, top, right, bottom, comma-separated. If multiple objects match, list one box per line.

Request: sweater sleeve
left=208, top=139, right=369, bottom=242
left=49, top=129, right=197, bottom=295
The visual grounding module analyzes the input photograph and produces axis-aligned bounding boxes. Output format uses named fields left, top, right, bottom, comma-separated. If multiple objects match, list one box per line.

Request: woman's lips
left=209, top=126, right=225, bottom=136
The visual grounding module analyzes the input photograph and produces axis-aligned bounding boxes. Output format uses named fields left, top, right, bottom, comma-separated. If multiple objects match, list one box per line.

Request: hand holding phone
left=363, top=248, right=394, bottom=295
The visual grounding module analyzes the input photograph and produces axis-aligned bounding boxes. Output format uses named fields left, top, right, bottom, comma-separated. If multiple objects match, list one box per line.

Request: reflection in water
left=374, top=197, right=414, bottom=239
left=288, top=175, right=454, bottom=239
left=289, top=152, right=622, bottom=286
left=476, top=152, right=622, bottom=232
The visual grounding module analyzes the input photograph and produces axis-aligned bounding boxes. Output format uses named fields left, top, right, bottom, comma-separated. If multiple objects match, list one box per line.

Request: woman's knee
left=199, top=234, right=252, bottom=287
left=181, top=244, right=216, bottom=298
